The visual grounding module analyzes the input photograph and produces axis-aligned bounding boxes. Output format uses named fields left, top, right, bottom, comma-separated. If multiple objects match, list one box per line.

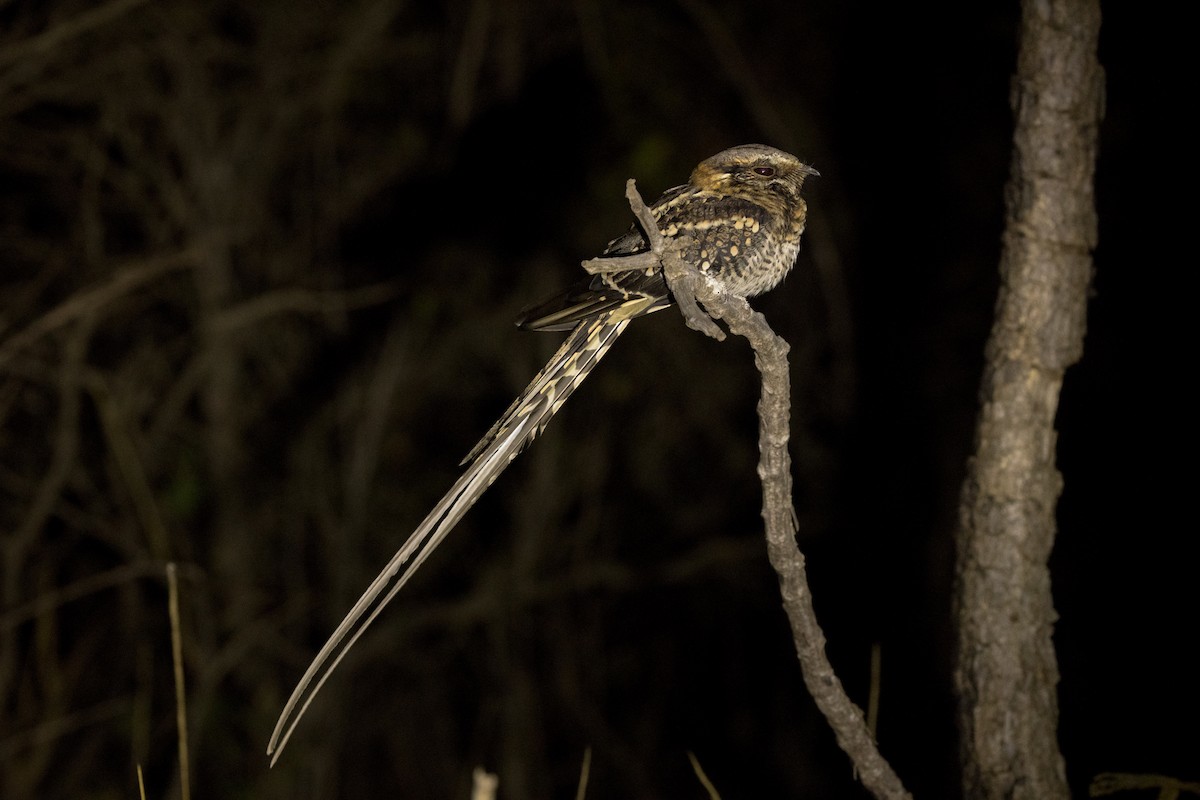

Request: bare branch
left=0, top=696, right=129, bottom=759
left=0, top=561, right=177, bottom=632
left=209, top=281, right=402, bottom=333
left=0, top=247, right=202, bottom=370
left=166, top=563, right=191, bottom=800
left=610, top=182, right=911, bottom=800
left=0, top=0, right=152, bottom=68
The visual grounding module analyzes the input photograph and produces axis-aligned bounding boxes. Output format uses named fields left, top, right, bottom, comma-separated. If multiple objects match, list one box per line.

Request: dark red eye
left=752, top=166, right=775, bottom=177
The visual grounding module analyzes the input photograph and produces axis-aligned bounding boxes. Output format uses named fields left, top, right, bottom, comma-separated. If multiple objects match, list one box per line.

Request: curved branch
left=601, top=181, right=911, bottom=800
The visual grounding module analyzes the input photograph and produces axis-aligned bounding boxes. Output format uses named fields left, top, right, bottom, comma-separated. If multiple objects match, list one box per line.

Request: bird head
left=689, top=144, right=819, bottom=211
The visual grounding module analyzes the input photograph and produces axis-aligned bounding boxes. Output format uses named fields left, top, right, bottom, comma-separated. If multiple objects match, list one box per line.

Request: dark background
left=0, top=2, right=1189, bottom=798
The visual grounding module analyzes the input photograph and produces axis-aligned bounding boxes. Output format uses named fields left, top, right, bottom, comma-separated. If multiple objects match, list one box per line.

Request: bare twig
left=574, top=747, right=592, bottom=800
left=692, top=273, right=908, bottom=800
left=687, top=751, right=722, bottom=800
left=0, top=0, right=151, bottom=67
left=600, top=182, right=910, bottom=799
left=447, top=0, right=492, bottom=128
left=166, top=563, right=191, bottom=800
left=209, top=280, right=402, bottom=333
left=2, top=316, right=93, bottom=615
left=0, top=247, right=200, bottom=370
left=1090, top=773, right=1200, bottom=798
left=87, top=374, right=172, bottom=560
left=867, top=642, right=882, bottom=738
left=674, top=0, right=791, bottom=143
left=581, top=250, right=659, bottom=275
left=0, top=696, right=128, bottom=759
left=0, top=561, right=177, bottom=632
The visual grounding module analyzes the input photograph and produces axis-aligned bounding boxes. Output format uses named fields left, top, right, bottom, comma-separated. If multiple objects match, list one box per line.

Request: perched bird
left=268, top=144, right=818, bottom=761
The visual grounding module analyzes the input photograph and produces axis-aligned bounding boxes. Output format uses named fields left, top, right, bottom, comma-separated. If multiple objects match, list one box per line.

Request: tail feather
left=461, top=315, right=628, bottom=463
left=268, top=313, right=628, bottom=763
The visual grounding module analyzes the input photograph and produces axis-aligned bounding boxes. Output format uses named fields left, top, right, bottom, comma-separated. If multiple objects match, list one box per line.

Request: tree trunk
left=953, top=0, right=1103, bottom=798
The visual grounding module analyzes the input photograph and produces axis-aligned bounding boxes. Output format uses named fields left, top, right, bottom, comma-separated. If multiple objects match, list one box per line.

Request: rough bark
left=953, top=0, right=1103, bottom=798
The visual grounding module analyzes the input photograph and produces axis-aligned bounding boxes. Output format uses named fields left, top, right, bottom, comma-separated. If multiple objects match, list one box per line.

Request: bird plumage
left=268, top=144, right=817, bottom=762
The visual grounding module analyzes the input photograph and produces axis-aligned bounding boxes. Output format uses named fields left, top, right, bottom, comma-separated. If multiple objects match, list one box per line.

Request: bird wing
left=513, top=183, right=691, bottom=333
left=515, top=268, right=670, bottom=332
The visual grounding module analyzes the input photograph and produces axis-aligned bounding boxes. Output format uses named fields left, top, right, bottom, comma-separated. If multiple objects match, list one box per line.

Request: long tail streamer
left=267, top=315, right=629, bottom=763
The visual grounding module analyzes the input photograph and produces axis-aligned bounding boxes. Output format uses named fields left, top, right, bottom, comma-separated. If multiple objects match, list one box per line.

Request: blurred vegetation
left=0, top=1, right=1190, bottom=798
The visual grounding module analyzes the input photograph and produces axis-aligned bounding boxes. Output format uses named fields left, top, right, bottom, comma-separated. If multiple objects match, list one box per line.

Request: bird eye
left=752, top=166, right=775, bottom=177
